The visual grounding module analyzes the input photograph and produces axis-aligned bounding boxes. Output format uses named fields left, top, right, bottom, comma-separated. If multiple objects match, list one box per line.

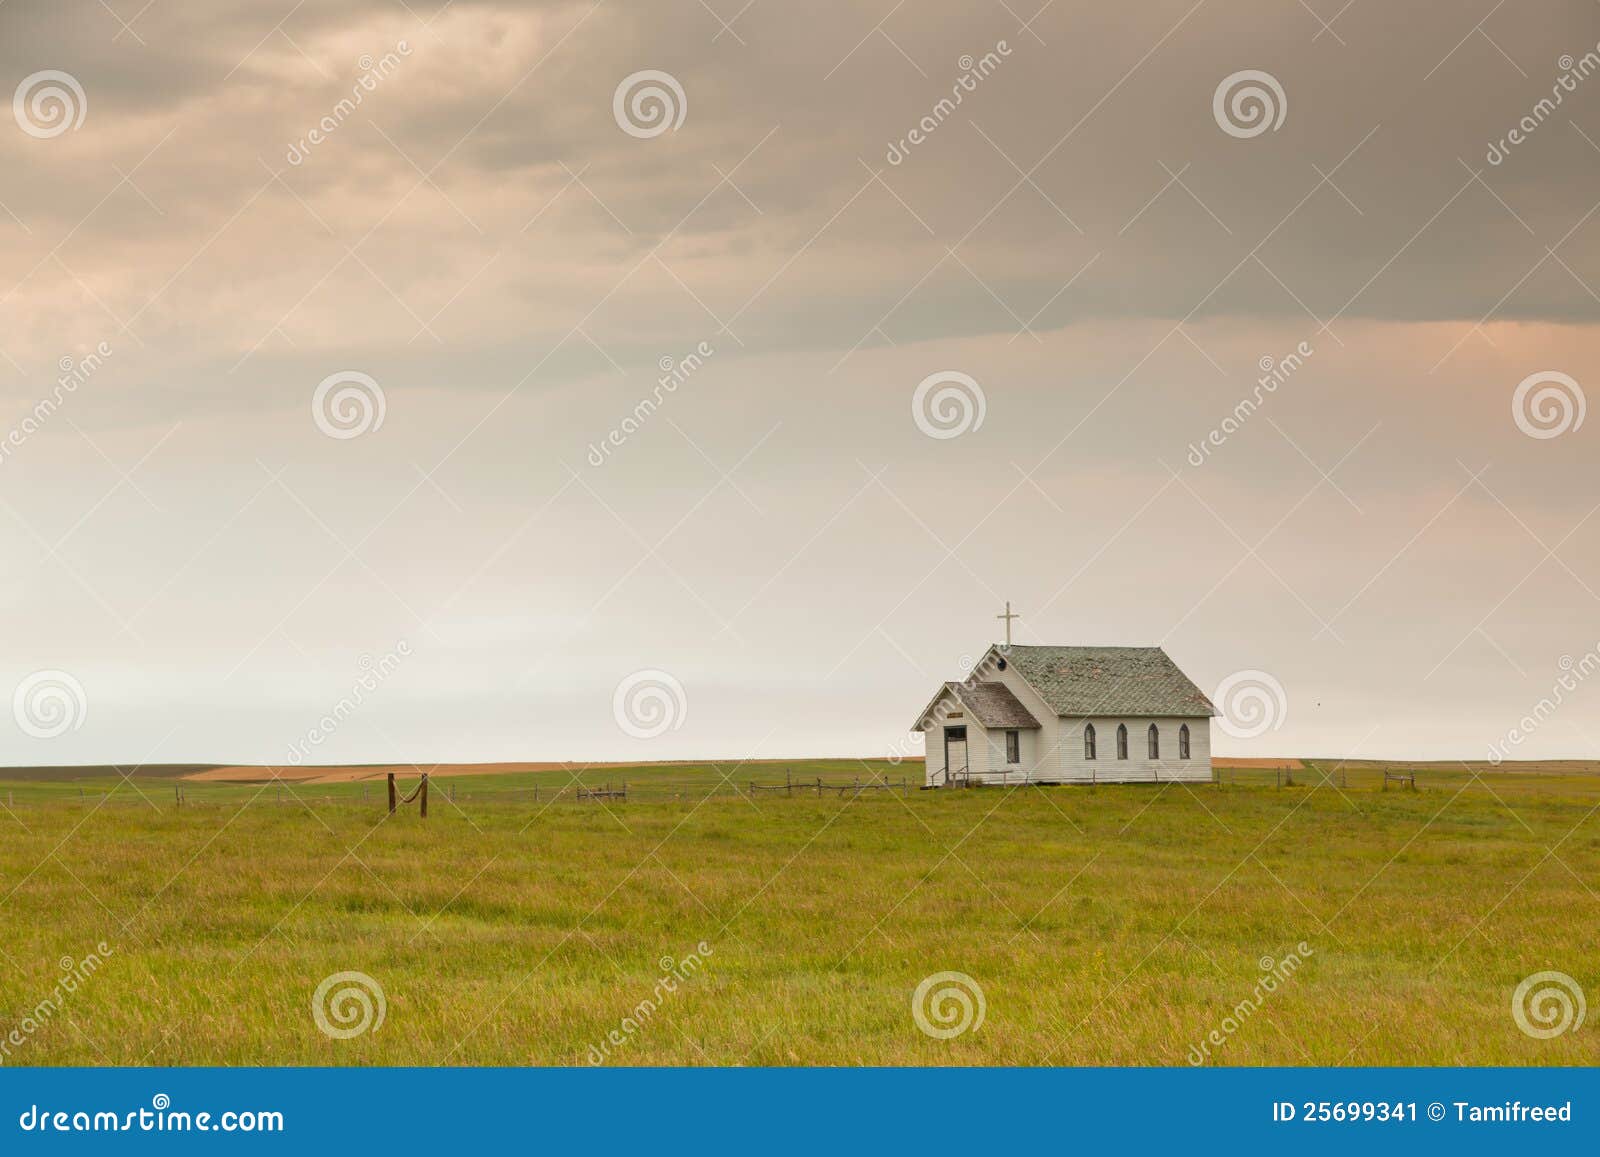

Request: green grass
left=1, top=759, right=1597, bottom=1066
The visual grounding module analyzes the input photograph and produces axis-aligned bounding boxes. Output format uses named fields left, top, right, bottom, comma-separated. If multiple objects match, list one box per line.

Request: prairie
left=0, top=759, right=1596, bottom=1066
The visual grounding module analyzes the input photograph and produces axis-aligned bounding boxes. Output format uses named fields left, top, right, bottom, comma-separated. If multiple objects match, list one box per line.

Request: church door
left=943, top=726, right=968, bottom=782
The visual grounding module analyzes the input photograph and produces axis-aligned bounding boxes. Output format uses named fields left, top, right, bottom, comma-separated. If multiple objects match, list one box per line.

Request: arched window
left=1084, top=723, right=1097, bottom=760
left=1116, top=724, right=1128, bottom=760
left=1148, top=723, right=1160, bottom=759
left=1179, top=724, right=1191, bottom=760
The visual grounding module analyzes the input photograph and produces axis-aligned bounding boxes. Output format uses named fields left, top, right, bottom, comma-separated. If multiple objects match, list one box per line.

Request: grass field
left=1, top=758, right=1597, bottom=1066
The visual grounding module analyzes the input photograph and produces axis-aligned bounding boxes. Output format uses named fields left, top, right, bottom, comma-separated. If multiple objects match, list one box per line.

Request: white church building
left=912, top=641, right=1216, bottom=786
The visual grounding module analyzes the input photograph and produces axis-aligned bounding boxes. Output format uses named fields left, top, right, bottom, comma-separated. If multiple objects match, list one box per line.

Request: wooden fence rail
left=748, top=775, right=911, bottom=797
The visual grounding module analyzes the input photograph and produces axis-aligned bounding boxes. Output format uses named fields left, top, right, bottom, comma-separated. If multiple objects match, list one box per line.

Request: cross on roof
left=996, top=600, right=1019, bottom=646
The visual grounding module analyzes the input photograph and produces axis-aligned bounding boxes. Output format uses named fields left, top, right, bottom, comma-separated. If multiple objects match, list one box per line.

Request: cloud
left=3, top=0, right=1599, bottom=762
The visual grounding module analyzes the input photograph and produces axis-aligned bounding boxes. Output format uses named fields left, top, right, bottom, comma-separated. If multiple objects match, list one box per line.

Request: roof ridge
left=999, top=644, right=1215, bottom=718
left=1004, top=643, right=1168, bottom=650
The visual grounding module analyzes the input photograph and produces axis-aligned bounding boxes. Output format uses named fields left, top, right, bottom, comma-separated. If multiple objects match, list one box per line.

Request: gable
left=948, top=682, right=1040, bottom=729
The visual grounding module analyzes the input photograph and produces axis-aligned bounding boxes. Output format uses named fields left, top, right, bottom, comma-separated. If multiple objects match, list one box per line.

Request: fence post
left=388, top=772, right=397, bottom=814
left=420, top=773, right=429, bottom=819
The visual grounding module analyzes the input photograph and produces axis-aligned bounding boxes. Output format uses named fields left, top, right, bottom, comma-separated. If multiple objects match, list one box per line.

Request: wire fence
left=0, top=775, right=923, bottom=812
left=5, top=764, right=1597, bottom=813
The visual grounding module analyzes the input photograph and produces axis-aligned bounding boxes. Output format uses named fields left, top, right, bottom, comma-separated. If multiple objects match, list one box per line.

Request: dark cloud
left=1, top=0, right=1598, bottom=764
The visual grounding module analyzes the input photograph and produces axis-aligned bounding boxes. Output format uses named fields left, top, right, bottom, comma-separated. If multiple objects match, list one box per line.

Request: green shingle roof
left=946, top=681, right=1040, bottom=729
left=1003, top=645, right=1215, bottom=718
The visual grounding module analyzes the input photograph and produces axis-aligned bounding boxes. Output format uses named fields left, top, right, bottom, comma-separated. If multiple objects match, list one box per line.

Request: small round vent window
left=997, top=657, right=1007, bottom=670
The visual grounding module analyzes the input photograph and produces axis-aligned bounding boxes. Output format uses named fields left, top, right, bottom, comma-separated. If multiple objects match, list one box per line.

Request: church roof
left=1003, top=645, right=1215, bottom=718
left=945, top=681, right=1041, bottom=729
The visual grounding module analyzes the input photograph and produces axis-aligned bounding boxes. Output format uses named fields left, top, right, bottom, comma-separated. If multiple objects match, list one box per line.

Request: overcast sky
left=3, top=0, right=1600, bottom=766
